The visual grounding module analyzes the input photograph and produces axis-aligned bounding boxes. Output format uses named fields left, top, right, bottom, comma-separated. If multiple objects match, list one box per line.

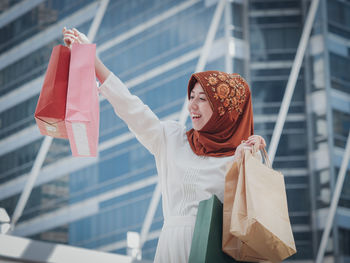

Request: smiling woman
left=188, top=82, right=213, bottom=131
left=186, top=71, right=257, bottom=158
left=62, top=27, right=266, bottom=263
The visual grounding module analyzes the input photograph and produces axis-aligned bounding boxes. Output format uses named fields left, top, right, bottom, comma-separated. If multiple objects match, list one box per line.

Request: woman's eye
left=190, top=96, right=194, bottom=100
left=200, top=97, right=206, bottom=101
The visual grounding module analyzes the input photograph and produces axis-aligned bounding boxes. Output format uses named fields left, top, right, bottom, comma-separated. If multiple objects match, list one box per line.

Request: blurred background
left=0, top=0, right=349, bottom=262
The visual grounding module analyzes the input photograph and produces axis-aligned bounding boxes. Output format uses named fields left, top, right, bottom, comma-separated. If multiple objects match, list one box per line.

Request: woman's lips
left=191, top=114, right=201, bottom=120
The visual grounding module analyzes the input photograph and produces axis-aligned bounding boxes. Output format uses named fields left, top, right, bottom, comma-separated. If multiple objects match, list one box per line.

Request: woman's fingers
left=63, top=27, right=90, bottom=46
left=245, top=135, right=266, bottom=150
left=62, top=27, right=82, bottom=47
left=72, top=28, right=80, bottom=36
left=73, top=28, right=90, bottom=44
left=63, top=31, right=81, bottom=47
left=63, top=35, right=78, bottom=46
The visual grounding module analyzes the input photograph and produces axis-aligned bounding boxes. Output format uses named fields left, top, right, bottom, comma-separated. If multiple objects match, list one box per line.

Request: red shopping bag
left=34, top=45, right=70, bottom=138
left=65, top=43, right=99, bottom=157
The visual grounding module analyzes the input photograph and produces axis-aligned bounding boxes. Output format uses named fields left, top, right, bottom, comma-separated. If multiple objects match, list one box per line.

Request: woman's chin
left=192, top=124, right=203, bottom=131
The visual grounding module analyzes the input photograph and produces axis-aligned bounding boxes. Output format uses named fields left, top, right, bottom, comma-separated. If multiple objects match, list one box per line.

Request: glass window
left=0, top=1, right=24, bottom=14
left=0, top=175, right=69, bottom=224
left=250, top=15, right=301, bottom=25
left=69, top=188, right=155, bottom=248
left=0, top=138, right=42, bottom=184
left=335, top=167, right=350, bottom=209
left=250, top=0, right=300, bottom=10
left=0, top=137, right=70, bottom=185
left=339, top=227, right=350, bottom=256
left=331, top=77, right=350, bottom=94
left=330, top=52, right=350, bottom=86
left=333, top=110, right=350, bottom=148
left=29, top=224, right=69, bottom=244
left=100, top=5, right=220, bottom=79
left=231, top=3, right=244, bottom=39
left=328, top=0, right=350, bottom=38
left=0, top=95, right=38, bottom=139
left=286, top=188, right=310, bottom=212
left=0, top=40, right=58, bottom=96
left=0, top=0, right=94, bottom=54
left=250, top=26, right=301, bottom=61
left=251, top=79, right=305, bottom=114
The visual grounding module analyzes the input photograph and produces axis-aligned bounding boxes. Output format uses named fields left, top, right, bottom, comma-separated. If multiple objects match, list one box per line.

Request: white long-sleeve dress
left=99, top=73, right=236, bottom=263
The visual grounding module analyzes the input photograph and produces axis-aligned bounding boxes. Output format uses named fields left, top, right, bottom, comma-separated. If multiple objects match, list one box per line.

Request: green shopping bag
left=188, top=195, right=238, bottom=263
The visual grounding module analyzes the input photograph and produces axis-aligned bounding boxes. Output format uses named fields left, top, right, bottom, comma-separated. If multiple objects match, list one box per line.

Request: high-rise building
left=0, top=0, right=349, bottom=261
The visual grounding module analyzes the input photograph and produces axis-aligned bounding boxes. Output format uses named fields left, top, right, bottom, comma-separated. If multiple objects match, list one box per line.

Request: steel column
left=316, top=131, right=350, bottom=263
left=268, top=0, right=321, bottom=164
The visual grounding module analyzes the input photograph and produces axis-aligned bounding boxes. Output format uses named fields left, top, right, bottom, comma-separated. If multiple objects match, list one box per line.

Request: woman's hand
left=234, top=135, right=266, bottom=162
left=245, top=135, right=266, bottom=152
left=62, top=27, right=110, bottom=84
left=62, top=27, right=90, bottom=48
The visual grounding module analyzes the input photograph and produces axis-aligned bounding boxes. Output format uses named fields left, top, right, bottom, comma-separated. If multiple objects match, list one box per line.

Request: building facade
left=0, top=0, right=349, bottom=261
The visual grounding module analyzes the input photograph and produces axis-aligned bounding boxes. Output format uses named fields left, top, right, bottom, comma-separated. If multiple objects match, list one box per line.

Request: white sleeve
left=99, top=72, right=164, bottom=155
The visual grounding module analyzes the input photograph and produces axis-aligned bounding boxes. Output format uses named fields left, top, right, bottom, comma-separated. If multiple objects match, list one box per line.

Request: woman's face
left=188, top=82, right=213, bottom=130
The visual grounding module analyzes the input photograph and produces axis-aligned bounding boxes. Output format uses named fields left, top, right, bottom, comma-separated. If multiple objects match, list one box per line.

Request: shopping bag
left=222, top=160, right=267, bottom=262
left=230, top=149, right=297, bottom=262
left=34, top=45, right=70, bottom=138
left=188, top=195, right=238, bottom=263
left=65, top=43, right=99, bottom=157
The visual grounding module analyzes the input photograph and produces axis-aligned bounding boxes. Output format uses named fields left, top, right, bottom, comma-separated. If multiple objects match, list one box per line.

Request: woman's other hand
left=62, top=27, right=90, bottom=48
left=245, top=135, right=266, bottom=152
left=234, top=135, right=266, bottom=162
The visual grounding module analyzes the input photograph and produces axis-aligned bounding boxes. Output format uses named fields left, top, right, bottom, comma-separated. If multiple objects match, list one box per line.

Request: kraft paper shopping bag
left=230, top=149, right=297, bottom=262
left=65, top=43, right=99, bottom=157
left=35, top=45, right=70, bottom=138
left=222, top=161, right=267, bottom=262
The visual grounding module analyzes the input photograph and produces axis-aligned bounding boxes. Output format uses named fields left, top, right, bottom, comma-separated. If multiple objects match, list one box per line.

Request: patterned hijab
left=186, top=71, right=254, bottom=157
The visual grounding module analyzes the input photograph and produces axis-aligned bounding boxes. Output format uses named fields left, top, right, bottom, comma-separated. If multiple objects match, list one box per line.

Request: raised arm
left=63, top=27, right=164, bottom=155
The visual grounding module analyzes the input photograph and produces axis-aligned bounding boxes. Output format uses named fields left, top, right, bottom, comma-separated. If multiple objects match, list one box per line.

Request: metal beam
left=10, top=0, right=109, bottom=232
left=10, top=136, right=53, bottom=230
left=267, top=0, right=321, bottom=164
left=139, top=0, right=226, bottom=250
left=224, top=0, right=233, bottom=74
left=139, top=183, right=161, bottom=248
left=87, top=0, right=110, bottom=41
left=316, top=131, right=350, bottom=263
left=179, top=0, right=226, bottom=125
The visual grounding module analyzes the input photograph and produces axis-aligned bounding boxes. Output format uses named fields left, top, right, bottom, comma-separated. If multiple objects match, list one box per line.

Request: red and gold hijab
left=186, top=71, right=254, bottom=157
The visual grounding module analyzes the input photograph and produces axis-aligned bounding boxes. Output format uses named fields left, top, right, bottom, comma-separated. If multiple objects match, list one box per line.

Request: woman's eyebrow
left=190, top=91, right=206, bottom=95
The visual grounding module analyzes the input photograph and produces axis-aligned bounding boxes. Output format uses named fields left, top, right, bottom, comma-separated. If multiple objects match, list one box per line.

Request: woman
left=63, top=28, right=266, bottom=262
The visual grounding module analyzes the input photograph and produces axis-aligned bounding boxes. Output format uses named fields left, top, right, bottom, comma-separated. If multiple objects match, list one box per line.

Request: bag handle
left=260, top=148, right=272, bottom=168
left=240, top=142, right=272, bottom=169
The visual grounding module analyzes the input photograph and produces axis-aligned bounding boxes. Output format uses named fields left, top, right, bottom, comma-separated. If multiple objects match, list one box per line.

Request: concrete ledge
left=0, top=234, right=151, bottom=263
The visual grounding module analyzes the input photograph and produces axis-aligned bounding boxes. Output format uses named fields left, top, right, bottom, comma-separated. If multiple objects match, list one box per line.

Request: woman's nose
left=189, top=99, right=198, bottom=110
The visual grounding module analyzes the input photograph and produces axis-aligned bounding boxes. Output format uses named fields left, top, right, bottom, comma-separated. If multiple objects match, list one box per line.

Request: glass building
left=0, top=0, right=349, bottom=261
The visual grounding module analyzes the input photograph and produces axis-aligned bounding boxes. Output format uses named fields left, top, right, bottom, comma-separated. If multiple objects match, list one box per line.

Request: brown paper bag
left=230, top=149, right=297, bottom=262
left=222, top=158, right=267, bottom=262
